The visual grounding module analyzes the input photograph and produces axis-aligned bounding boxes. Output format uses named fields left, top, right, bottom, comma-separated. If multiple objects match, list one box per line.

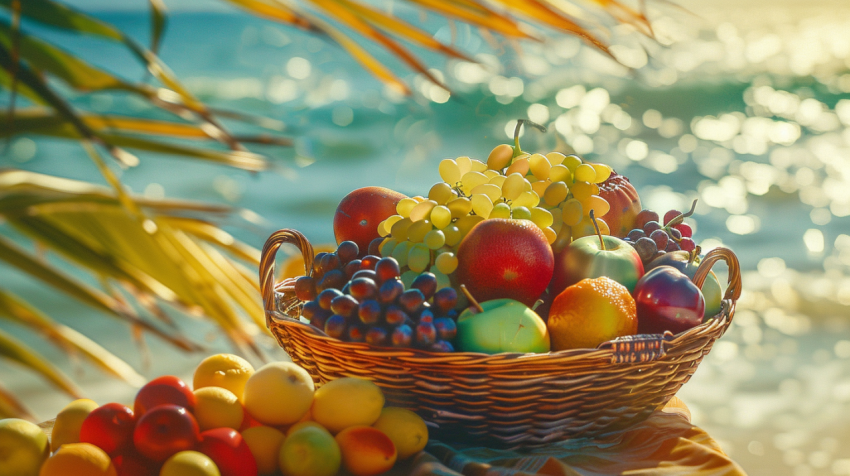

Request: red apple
left=134, top=376, right=195, bottom=417
left=112, top=448, right=161, bottom=476
left=197, top=428, right=258, bottom=476
left=79, top=403, right=136, bottom=455
left=334, top=186, right=406, bottom=257
left=133, top=404, right=200, bottom=462
left=634, top=266, right=705, bottom=335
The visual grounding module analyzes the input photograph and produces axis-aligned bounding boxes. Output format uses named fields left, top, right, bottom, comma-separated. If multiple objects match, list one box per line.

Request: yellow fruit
left=193, top=354, right=255, bottom=401
left=160, top=451, right=221, bottom=476
left=335, top=426, right=397, bottom=476
left=193, top=387, right=244, bottom=431
left=371, top=407, right=428, bottom=460
left=51, top=399, right=98, bottom=452
left=0, top=418, right=50, bottom=476
left=241, top=426, right=286, bottom=475
left=278, top=426, right=340, bottom=476
left=243, top=362, right=314, bottom=426
left=286, top=421, right=325, bottom=437
left=487, top=144, right=513, bottom=170
left=311, top=378, right=384, bottom=434
left=39, top=442, right=115, bottom=476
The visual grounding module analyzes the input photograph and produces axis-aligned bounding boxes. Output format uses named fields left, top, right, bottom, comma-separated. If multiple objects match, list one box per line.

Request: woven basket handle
left=692, top=247, right=742, bottom=302
left=260, top=229, right=315, bottom=313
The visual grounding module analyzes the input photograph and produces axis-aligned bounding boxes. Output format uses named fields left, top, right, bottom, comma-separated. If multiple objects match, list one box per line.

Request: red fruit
left=598, top=171, right=642, bottom=238
left=663, top=210, right=681, bottom=225
left=333, top=187, right=407, bottom=256
left=133, top=404, right=201, bottom=462
left=634, top=266, right=705, bottom=335
left=80, top=403, right=136, bottom=455
left=634, top=209, right=659, bottom=231
left=674, top=223, right=693, bottom=238
left=197, top=428, right=258, bottom=476
left=112, top=449, right=161, bottom=476
left=134, top=375, right=195, bottom=417
left=456, top=219, right=554, bottom=307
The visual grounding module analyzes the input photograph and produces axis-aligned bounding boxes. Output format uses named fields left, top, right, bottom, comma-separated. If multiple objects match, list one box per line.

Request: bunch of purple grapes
left=293, top=241, right=458, bottom=352
left=624, top=209, right=696, bottom=265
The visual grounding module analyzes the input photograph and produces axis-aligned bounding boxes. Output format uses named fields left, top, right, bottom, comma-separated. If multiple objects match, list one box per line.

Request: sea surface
left=1, top=1, right=850, bottom=474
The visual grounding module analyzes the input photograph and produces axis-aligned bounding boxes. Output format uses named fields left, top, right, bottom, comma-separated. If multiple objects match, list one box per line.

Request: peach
left=335, top=426, right=397, bottom=476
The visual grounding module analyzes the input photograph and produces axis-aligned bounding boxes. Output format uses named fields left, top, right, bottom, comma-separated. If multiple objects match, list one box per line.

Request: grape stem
left=460, top=284, right=484, bottom=314
left=664, top=199, right=698, bottom=229
left=512, top=119, right=547, bottom=158
left=688, top=246, right=701, bottom=267
left=589, top=210, right=605, bottom=250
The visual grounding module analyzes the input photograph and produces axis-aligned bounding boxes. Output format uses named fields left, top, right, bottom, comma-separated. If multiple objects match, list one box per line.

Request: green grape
left=505, top=157, right=530, bottom=177
left=502, top=173, right=526, bottom=201
left=490, top=202, right=512, bottom=219
left=549, top=164, right=571, bottom=183
left=456, top=156, right=472, bottom=176
left=511, top=206, right=531, bottom=220
left=530, top=179, right=550, bottom=198
left=460, top=171, right=488, bottom=194
left=585, top=195, right=610, bottom=218
left=528, top=154, right=551, bottom=180
left=433, top=270, right=452, bottom=290
left=571, top=181, right=595, bottom=201
left=407, top=219, right=433, bottom=243
left=561, top=199, right=583, bottom=226
left=430, top=205, right=452, bottom=229
left=488, top=175, right=506, bottom=188
left=551, top=207, right=564, bottom=232
left=400, top=269, right=418, bottom=289
left=428, top=182, right=455, bottom=204
left=424, top=229, right=446, bottom=249
left=574, top=164, right=597, bottom=183
left=379, top=215, right=403, bottom=236
left=447, top=197, right=472, bottom=218
left=378, top=218, right=391, bottom=237
left=530, top=207, right=554, bottom=228
left=562, top=154, right=583, bottom=172
left=456, top=215, right=484, bottom=237
left=542, top=226, right=557, bottom=244
left=434, top=252, right=458, bottom=274
left=470, top=183, right=501, bottom=202
left=392, top=241, right=412, bottom=267
left=396, top=198, right=418, bottom=217
left=408, top=244, right=431, bottom=273
left=391, top=217, right=413, bottom=241
left=443, top=225, right=462, bottom=246
left=546, top=151, right=566, bottom=166
left=439, top=159, right=461, bottom=184
left=512, top=190, right=539, bottom=209
left=379, top=237, right=397, bottom=257
left=571, top=216, right=608, bottom=239
left=470, top=193, right=493, bottom=218
left=543, top=181, right=569, bottom=206
left=470, top=159, right=488, bottom=172
left=409, top=199, right=437, bottom=222
left=592, top=163, right=612, bottom=183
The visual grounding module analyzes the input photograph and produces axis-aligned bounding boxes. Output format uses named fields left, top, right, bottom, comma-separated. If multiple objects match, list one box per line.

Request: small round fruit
left=39, top=442, right=115, bottom=476
left=79, top=403, right=136, bottom=455
left=50, top=399, right=99, bottom=452
left=371, top=407, right=428, bottom=459
left=243, top=362, right=314, bottom=426
left=134, top=375, right=195, bottom=418
left=241, top=426, right=285, bottom=476
left=335, top=426, right=397, bottom=476
left=133, top=405, right=201, bottom=462
left=279, top=426, right=341, bottom=476
left=336, top=241, right=360, bottom=264
left=160, top=451, right=221, bottom=476
left=334, top=187, right=407, bottom=256
left=193, top=387, right=243, bottom=431
left=410, top=273, right=437, bottom=299
left=196, top=428, right=257, bottom=476
left=0, top=418, right=49, bottom=476
left=317, top=289, right=343, bottom=310
left=311, top=378, right=385, bottom=434
left=374, top=258, right=401, bottom=283
left=193, top=354, right=255, bottom=402
left=378, top=279, right=404, bottom=304
left=110, top=449, right=158, bottom=476
left=432, top=287, right=457, bottom=313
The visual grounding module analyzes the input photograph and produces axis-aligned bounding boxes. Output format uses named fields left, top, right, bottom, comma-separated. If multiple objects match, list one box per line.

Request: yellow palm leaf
left=0, top=327, right=82, bottom=399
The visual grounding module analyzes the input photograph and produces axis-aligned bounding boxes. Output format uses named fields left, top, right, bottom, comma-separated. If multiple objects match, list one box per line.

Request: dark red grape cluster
left=292, top=241, right=458, bottom=352
left=624, top=205, right=697, bottom=266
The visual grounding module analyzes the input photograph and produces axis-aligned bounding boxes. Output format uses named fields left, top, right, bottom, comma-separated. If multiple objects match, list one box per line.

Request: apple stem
left=512, top=119, right=547, bottom=158
left=589, top=210, right=605, bottom=251
left=460, top=284, right=484, bottom=314
left=688, top=246, right=701, bottom=266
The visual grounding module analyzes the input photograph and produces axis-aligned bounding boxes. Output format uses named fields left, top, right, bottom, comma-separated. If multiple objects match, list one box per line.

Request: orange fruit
left=333, top=187, right=407, bottom=255
left=335, top=426, right=397, bottom=476
left=455, top=218, right=554, bottom=307
left=39, top=442, right=116, bottom=476
left=547, top=276, right=637, bottom=350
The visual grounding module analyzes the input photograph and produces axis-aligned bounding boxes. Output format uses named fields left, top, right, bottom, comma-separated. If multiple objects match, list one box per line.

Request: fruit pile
left=313, top=121, right=726, bottom=354
left=0, top=354, right=428, bottom=476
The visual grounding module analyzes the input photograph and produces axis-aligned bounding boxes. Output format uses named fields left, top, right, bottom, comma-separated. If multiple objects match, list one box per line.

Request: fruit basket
left=260, top=228, right=742, bottom=447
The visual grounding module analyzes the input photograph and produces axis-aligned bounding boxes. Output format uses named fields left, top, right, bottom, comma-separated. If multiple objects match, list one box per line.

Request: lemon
left=193, top=354, right=255, bottom=401
left=0, top=418, right=50, bottom=476
left=50, top=399, right=98, bottom=452
left=311, top=378, right=384, bottom=434
left=241, top=426, right=285, bottom=475
left=160, top=451, right=220, bottom=476
left=371, top=407, right=428, bottom=459
left=193, top=387, right=243, bottom=431
left=278, top=426, right=340, bottom=476
left=39, top=442, right=115, bottom=476
left=243, top=362, right=314, bottom=426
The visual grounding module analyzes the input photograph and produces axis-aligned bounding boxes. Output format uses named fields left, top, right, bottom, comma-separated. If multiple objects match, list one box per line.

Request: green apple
left=456, top=299, right=550, bottom=354
left=0, top=418, right=50, bottom=476
left=550, top=234, right=645, bottom=297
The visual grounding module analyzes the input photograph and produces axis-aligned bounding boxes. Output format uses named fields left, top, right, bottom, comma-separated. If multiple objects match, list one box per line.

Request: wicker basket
left=260, top=229, right=742, bottom=447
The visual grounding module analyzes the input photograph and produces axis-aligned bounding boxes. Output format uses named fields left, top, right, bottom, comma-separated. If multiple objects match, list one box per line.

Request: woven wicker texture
left=261, top=229, right=742, bottom=447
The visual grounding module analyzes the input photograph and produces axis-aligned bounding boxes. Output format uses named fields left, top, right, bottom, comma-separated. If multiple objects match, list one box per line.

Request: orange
left=39, top=442, right=116, bottom=476
left=547, top=276, right=637, bottom=350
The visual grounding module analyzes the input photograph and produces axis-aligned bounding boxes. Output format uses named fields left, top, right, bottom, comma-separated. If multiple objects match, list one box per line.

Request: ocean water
left=2, top=1, right=850, bottom=474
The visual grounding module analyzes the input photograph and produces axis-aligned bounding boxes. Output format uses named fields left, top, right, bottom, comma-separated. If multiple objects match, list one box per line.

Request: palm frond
left=0, top=381, right=34, bottom=420
left=0, top=326, right=82, bottom=399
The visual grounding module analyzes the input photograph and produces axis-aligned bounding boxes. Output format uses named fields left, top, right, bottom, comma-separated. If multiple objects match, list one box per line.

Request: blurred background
left=1, top=0, right=849, bottom=475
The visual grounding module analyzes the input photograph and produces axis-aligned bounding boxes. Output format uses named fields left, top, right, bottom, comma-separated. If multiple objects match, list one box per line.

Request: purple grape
left=310, top=313, right=328, bottom=330
left=416, top=322, right=437, bottom=346
left=429, top=341, right=454, bottom=352
left=374, top=257, right=401, bottom=283
left=365, top=327, right=388, bottom=346
left=317, top=288, right=344, bottom=310
left=627, top=229, right=646, bottom=241
left=649, top=229, right=669, bottom=250
left=411, top=273, right=438, bottom=300
left=360, top=255, right=380, bottom=270
left=294, top=276, right=317, bottom=302
left=312, top=252, right=328, bottom=276
left=358, top=299, right=382, bottom=325
left=368, top=237, right=384, bottom=257
left=634, top=237, right=658, bottom=263
left=300, top=300, right=323, bottom=320
left=664, top=210, right=681, bottom=225
left=669, top=227, right=682, bottom=240
left=398, top=289, right=425, bottom=314
left=379, top=279, right=404, bottom=304
left=634, top=210, right=660, bottom=230
left=351, top=269, right=378, bottom=282
left=347, top=324, right=365, bottom=342
left=331, top=295, right=359, bottom=318
left=384, top=305, right=409, bottom=326
left=349, top=278, right=378, bottom=301
left=336, top=241, right=359, bottom=264
left=321, top=253, right=341, bottom=273
left=343, top=260, right=361, bottom=279
left=643, top=221, right=662, bottom=235
left=324, top=315, right=347, bottom=339
left=665, top=240, right=681, bottom=252
left=391, top=325, right=413, bottom=347
left=434, top=317, right=457, bottom=341
left=418, top=308, right=435, bottom=324
left=317, top=269, right=346, bottom=291
left=432, top=287, right=457, bottom=314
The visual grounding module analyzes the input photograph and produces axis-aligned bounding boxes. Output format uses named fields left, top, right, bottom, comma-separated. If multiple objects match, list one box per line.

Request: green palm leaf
left=0, top=326, right=82, bottom=399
